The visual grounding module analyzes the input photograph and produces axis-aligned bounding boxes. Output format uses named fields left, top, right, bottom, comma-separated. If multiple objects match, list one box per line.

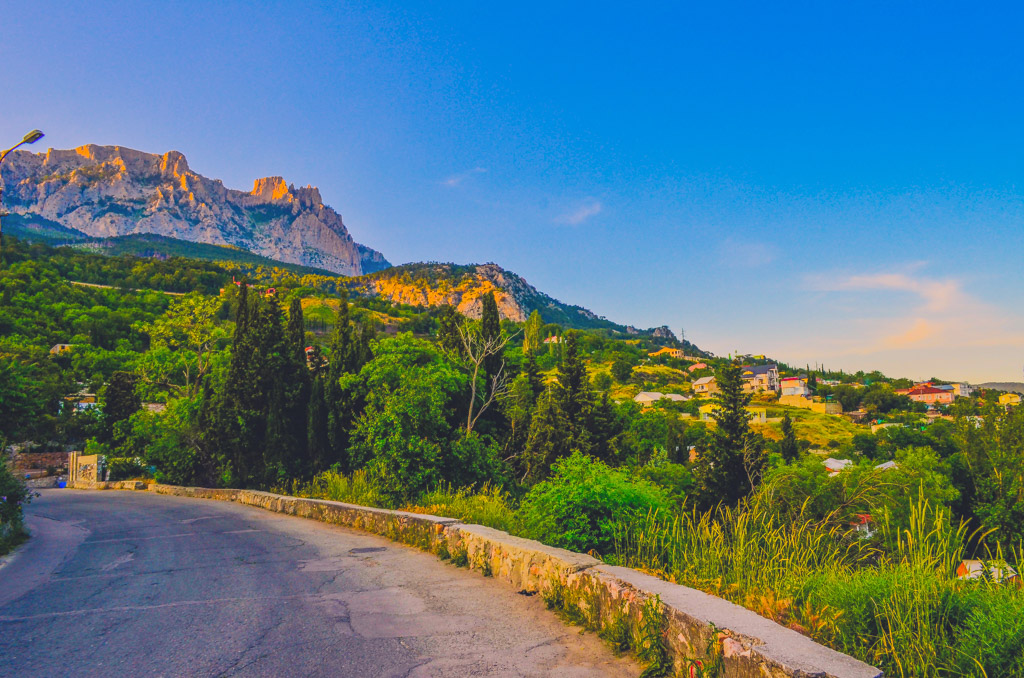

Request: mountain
left=0, top=144, right=389, bottom=276
left=353, top=262, right=702, bottom=347
left=977, top=382, right=1024, bottom=393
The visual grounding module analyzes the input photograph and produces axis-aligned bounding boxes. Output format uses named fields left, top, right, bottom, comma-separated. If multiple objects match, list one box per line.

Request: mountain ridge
left=0, top=144, right=389, bottom=275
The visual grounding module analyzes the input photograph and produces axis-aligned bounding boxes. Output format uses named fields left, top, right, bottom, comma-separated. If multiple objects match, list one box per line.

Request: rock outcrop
left=0, top=145, right=389, bottom=275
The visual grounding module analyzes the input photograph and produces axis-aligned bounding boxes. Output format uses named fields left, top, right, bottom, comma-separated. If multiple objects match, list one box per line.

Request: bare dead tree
left=458, top=323, right=519, bottom=434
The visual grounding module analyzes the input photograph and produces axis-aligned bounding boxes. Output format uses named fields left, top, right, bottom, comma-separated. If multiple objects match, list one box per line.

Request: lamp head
left=22, top=130, right=44, bottom=144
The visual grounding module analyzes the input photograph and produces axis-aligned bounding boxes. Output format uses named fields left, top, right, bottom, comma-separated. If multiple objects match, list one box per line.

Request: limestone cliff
left=0, top=145, right=389, bottom=275
left=355, top=263, right=625, bottom=330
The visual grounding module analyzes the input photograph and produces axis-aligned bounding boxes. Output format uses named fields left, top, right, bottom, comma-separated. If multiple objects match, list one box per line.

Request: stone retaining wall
left=70, top=481, right=882, bottom=678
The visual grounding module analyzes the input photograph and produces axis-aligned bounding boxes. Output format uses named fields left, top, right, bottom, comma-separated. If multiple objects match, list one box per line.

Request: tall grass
left=293, top=471, right=518, bottom=532
left=612, top=492, right=1024, bottom=677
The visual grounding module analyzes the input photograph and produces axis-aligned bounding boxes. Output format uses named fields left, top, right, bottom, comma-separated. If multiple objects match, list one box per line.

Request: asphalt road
left=0, top=490, right=638, bottom=678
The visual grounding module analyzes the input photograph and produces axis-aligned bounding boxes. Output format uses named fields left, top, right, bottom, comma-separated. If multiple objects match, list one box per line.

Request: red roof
left=907, top=386, right=947, bottom=395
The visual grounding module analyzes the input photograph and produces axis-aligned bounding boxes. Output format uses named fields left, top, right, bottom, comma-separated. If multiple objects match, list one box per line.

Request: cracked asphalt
left=0, top=490, right=638, bottom=678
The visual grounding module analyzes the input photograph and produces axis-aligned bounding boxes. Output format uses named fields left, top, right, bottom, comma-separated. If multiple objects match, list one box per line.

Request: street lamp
left=0, top=129, right=45, bottom=263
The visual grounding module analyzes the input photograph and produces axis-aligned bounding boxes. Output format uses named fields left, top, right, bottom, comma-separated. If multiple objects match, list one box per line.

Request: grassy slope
left=757, top=404, right=863, bottom=446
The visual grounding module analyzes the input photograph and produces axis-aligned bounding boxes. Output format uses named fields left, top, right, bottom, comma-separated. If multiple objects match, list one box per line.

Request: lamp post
left=0, top=129, right=45, bottom=263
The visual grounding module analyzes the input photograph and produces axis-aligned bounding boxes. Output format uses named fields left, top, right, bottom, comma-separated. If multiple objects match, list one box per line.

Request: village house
left=740, top=364, right=779, bottom=393
left=823, top=458, right=853, bottom=475
left=543, top=336, right=563, bottom=345
left=633, top=392, right=690, bottom=407
left=956, top=560, right=1018, bottom=583
left=692, top=376, right=718, bottom=396
left=904, top=386, right=954, bottom=406
left=648, top=347, right=685, bottom=359
left=999, top=393, right=1021, bottom=407
left=780, top=375, right=809, bottom=396
left=63, top=390, right=98, bottom=411
left=698, top=404, right=767, bottom=423
left=49, top=343, right=74, bottom=355
left=778, top=394, right=843, bottom=415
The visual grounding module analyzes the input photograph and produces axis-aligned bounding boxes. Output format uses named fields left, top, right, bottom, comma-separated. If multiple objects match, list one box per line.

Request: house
left=999, top=393, right=1021, bottom=407
left=956, top=560, right=1018, bottom=583
left=648, top=347, right=685, bottom=359
left=143, top=402, right=167, bottom=414
left=780, top=376, right=810, bottom=397
left=49, top=343, right=74, bottom=355
left=823, top=458, right=853, bottom=475
left=745, top=407, right=767, bottom=424
left=874, top=461, right=898, bottom=471
left=63, top=390, right=98, bottom=411
left=740, top=364, right=779, bottom=393
left=692, top=376, right=718, bottom=396
left=699, top=404, right=766, bottom=423
left=634, top=392, right=690, bottom=407
left=543, top=336, right=563, bottom=345
left=950, top=383, right=974, bottom=398
left=904, top=386, right=954, bottom=406
left=778, top=394, right=842, bottom=415
left=687, top=362, right=708, bottom=373
left=851, top=514, right=875, bottom=539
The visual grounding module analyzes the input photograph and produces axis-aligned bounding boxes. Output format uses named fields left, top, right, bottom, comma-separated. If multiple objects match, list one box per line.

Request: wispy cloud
left=442, top=167, right=487, bottom=187
left=717, top=237, right=777, bottom=267
left=555, top=198, right=602, bottom=225
left=808, top=267, right=1024, bottom=356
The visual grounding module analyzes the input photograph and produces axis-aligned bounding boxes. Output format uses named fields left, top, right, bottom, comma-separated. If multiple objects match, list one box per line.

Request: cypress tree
left=284, top=297, right=311, bottom=476
left=557, top=331, right=592, bottom=442
left=523, top=309, right=543, bottom=354
left=307, top=375, right=329, bottom=472
left=692, top=360, right=762, bottom=508
left=436, top=304, right=463, bottom=356
left=480, top=292, right=502, bottom=378
left=522, top=385, right=572, bottom=482
left=780, top=412, right=799, bottom=464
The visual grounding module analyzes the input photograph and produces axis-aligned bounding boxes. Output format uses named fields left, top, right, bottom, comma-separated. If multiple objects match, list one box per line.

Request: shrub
left=405, top=482, right=519, bottom=533
left=519, top=452, right=671, bottom=554
left=0, top=458, right=32, bottom=555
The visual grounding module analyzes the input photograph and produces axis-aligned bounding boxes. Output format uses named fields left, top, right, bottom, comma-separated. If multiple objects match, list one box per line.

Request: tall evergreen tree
left=307, top=375, right=329, bottom=472
left=480, top=292, right=502, bottom=378
left=693, top=360, right=762, bottom=507
left=557, top=331, right=592, bottom=439
left=436, top=304, right=463, bottom=356
left=103, top=370, right=141, bottom=442
left=779, top=412, right=799, bottom=464
left=282, top=297, right=311, bottom=475
left=522, top=309, right=543, bottom=354
left=522, top=385, right=572, bottom=482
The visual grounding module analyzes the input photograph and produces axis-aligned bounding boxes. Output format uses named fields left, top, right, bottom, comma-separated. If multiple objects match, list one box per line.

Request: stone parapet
left=68, top=482, right=881, bottom=678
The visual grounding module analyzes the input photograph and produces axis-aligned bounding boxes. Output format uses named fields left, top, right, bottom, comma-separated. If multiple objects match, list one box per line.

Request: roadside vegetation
left=4, top=236, right=1024, bottom=675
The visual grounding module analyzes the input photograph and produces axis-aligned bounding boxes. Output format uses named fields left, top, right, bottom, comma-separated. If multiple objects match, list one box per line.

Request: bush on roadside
left=0, top=457, right=32, bottom=555
left=519, top=452, right=671, bottom=554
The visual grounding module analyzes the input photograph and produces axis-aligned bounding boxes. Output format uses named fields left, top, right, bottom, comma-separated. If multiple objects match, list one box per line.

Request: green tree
left=103, top=371, right=141, bottom=442
left=140, top=292, right=224, bottom=397
left=779, top=412, right=799, bottom=463
left=692, top=361, right=762, bottom=508
left=435, top=304, right=463, bottom=356
left=480, top=291, right=502, bottom=379
left=523, top=309, right=543, bottom=353
left=611, top=358, right=633, bottom=383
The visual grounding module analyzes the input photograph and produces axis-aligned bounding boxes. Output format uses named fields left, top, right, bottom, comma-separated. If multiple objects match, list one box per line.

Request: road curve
left=0, top=490, right=638, bottom=678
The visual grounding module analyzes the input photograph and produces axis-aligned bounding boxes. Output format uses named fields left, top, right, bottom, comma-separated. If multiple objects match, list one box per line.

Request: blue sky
left=3, top=1, right=1023, bottom=382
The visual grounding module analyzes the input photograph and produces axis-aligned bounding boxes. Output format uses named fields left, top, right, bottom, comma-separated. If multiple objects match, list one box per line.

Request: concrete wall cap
left=593, top=565, right=882, bottom=678
left=452, top=523, right=601, bottom=572
left=300, top=498, right=461, bottom=526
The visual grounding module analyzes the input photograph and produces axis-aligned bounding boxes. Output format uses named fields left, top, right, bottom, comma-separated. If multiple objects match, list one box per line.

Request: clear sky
left=3, top=1, right=1022, bottom=382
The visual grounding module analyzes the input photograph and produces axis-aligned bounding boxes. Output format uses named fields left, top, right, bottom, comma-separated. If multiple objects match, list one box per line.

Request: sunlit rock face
left=0, top=144, right=389, bottom=275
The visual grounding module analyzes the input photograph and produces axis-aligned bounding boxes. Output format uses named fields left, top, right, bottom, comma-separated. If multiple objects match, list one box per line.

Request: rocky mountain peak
left=2, top=144, right=389, bottom=276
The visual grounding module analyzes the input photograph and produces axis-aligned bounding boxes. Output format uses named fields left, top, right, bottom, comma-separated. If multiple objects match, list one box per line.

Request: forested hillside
left=3, top=236, right=1024, bottom=676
